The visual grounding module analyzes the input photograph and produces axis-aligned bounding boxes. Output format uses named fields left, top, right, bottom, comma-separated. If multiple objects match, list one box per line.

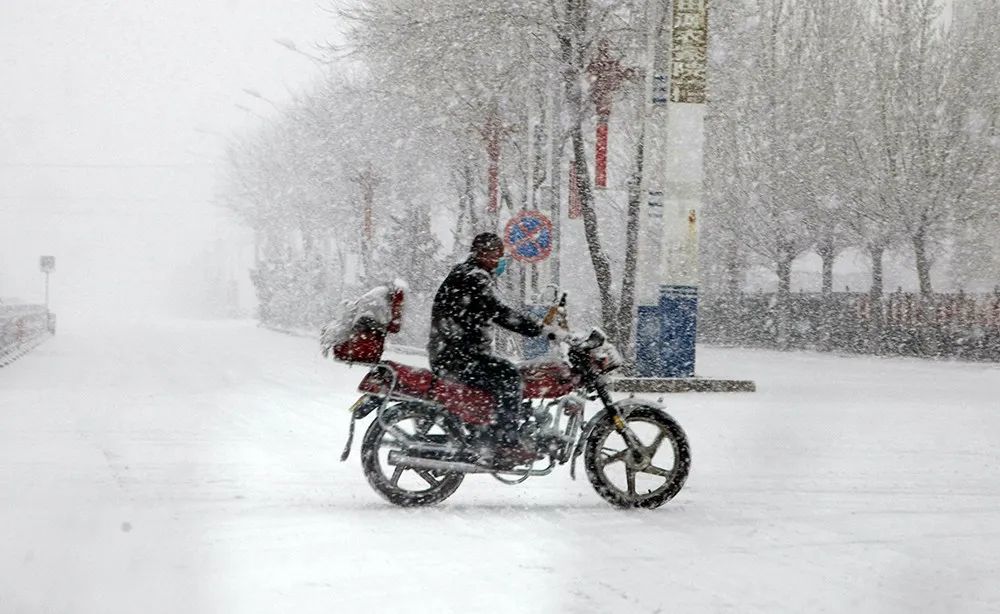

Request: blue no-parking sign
left=503, top=211, right=553, bottom=263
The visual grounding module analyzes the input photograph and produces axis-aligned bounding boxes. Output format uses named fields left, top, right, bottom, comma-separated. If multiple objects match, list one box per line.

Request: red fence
left=699, top=291, right=1000, bottom=361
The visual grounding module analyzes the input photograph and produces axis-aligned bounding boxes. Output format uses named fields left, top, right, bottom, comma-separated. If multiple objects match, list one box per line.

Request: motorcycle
left=337, top=295, right=691, bottom=509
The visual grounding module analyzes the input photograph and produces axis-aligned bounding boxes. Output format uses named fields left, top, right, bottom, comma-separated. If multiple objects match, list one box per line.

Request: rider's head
left=470, top=232, right=505, bottom=272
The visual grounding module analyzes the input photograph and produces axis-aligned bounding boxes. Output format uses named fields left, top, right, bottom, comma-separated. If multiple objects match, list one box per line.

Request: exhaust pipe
left=386, top=451, right=554, bottom=477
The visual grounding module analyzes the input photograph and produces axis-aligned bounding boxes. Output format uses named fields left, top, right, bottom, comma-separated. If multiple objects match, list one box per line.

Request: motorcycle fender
left=340, top=395, right=381, bottom=462
left=568, top=398, right=666, bottom=479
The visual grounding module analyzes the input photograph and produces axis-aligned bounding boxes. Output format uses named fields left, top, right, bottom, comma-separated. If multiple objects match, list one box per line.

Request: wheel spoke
left=625, top=467, right=637, bottom=496
left=620, top=427, right=644, bottom=452
left=640, top=464, right=673, bottom=478
left=415, top=469, right=440, bottom=487
left=646, top=429, right=667, bottom=454
left=415, top=417, right=433, bottom=437
left=389, top=466, right=404, bottom=486
left=599, top=448, right=628, bottom=468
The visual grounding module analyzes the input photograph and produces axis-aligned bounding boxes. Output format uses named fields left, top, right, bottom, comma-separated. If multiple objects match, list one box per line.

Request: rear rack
left=363, top=361, right=444, bottom=444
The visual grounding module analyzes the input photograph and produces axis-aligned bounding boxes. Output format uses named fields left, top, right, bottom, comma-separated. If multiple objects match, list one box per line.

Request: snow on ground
left=1, top=319, right=999, bottom=613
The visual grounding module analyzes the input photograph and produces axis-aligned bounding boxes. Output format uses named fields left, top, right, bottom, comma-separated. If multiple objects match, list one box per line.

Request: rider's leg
left=439, top=353, right=524, bottom=446
left=477, top=355, right=524, bottom=446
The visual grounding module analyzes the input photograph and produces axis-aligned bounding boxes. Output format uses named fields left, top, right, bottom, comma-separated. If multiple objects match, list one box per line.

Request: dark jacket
left=428, top=259, right=543, bottom=366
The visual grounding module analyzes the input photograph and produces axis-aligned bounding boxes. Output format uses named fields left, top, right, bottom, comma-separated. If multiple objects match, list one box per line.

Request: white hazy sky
left=0, top=0, right=343, bottom=318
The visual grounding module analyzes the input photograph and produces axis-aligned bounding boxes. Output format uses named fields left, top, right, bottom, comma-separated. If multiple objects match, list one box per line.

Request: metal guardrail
left=0, top=304, right=55, bottom=368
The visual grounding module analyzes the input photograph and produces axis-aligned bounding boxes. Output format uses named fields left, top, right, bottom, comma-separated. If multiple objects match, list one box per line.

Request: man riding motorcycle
left=428, top=232, right=557, bottom=464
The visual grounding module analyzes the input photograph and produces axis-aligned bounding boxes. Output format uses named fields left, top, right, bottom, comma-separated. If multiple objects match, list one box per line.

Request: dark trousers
left=431, top=351, right=524, bottom=445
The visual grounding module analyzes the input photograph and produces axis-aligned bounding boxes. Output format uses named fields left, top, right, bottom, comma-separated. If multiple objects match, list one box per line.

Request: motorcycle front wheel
left=583, top=404, right=690, bottom=509
left=360, top=402, right=466, bottom=507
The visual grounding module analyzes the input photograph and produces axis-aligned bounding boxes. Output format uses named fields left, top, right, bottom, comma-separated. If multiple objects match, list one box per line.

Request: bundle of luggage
left=320, top=280, right=407, bottom=364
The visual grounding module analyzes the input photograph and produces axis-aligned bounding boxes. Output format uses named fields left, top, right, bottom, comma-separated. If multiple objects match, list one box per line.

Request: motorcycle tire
left=583, top=404, right=690, bottom=509
left=360, top=402, right=466, bottom=507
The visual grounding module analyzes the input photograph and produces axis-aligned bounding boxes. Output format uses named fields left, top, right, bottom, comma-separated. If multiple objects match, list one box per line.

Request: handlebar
left=539, top=291, right=605, bottom=351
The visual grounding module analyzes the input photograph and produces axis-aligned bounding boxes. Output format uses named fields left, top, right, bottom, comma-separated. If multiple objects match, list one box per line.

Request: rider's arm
left=470, top=270, right=543, bottom=337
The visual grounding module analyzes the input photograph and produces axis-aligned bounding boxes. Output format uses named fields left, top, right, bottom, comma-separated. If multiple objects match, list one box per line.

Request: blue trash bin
left=659, top=285, right=698, bottom=377
left=634, top=285, right=698, bottom=377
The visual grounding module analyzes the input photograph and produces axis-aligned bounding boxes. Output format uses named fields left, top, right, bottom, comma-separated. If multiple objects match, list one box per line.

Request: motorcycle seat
left=375, top=361, right=495, bottom=426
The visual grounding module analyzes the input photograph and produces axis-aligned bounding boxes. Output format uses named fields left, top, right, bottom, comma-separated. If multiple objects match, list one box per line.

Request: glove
left=543, top=325, right=568, bottom=341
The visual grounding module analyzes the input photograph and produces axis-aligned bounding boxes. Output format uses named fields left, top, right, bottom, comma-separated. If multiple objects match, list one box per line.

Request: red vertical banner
left=587, top=40, right=634, bottom=192
left=568, top=162, right=582, bottom=219
left=595, top=116, right=609, bottom=188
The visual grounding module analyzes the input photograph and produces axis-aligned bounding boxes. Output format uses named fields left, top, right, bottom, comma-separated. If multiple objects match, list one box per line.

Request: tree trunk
left=615, top=139, right=644, bottom=369
left=613, top=0, right=663, bottom=370
left=819, top=243, right=835, bottom=295
left=869, top=244, right=885, bottom=354
left=570, top=132, right=617, bottom=340
left=464, top=164, right=481, bottom=236
left=912, top=228, right=937, bottom=354
left=817, top=238, right=835, bottom=351
left=913, top=229, right=933, bottom=296
left=559, top=7, right=617, bottom=342
left=724, top=252, right=742, bottom=297
left=775, top=243, right=793, bottom=350
left=870, top=245, right=884, bottom=301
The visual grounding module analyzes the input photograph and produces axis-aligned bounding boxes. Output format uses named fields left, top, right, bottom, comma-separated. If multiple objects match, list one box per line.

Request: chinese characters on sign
left=670, top=0, right=708, bottom=104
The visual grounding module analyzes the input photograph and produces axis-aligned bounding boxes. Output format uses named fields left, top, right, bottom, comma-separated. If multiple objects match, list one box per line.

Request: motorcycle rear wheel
left=583, top=404, right=690, bottom=509
left=360, top=402, right=466, bottom=507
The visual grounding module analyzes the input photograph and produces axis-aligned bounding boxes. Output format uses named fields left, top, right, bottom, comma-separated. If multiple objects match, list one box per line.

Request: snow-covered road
left=2, top=319, right=999, bottom=613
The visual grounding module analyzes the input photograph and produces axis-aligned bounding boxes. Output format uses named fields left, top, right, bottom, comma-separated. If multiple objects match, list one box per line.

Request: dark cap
left=471, top=232, right=504, bottom=255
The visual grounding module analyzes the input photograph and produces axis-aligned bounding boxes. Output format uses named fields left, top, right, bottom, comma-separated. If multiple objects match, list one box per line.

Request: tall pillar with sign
left=635, top=0, right=707, bottom=378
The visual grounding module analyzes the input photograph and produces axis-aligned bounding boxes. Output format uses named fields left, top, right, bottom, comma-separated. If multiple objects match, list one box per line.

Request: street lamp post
left=39, top=256, right=54, bottom=333
left=39, top=256, right=54, bottom=310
